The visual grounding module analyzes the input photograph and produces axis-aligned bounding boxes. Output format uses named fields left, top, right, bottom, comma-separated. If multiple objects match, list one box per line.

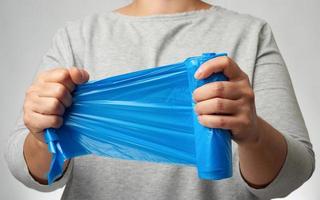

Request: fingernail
left=79, top=69, right=85, bottom=80
left=194, top=68, right=203, bottom=79
left=192, top=92, right=197, bottom=103
left=193, top=107, right=199, bottom=115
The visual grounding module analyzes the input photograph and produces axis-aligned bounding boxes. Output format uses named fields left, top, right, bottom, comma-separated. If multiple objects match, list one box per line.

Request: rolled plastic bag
left=44, top=52, right=232, bottom=184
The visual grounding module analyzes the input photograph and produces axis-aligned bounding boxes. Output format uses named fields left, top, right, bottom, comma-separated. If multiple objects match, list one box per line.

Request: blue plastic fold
left=44, top=52, right=233, bottom=184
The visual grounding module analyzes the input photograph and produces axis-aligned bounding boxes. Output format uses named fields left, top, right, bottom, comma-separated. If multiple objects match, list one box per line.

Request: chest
left=77, top=21, right=257, bottom=84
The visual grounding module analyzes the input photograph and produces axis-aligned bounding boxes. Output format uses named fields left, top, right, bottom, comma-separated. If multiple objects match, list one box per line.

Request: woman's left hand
left=193, top=56, right=261, bottom=145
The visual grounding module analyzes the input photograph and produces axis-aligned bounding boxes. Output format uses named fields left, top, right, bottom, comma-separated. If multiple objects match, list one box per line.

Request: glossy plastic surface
left=45, top=53, right=232, bottom=184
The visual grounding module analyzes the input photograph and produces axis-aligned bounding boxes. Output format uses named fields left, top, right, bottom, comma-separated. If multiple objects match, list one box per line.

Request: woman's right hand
left=22, top=67, right=89, bottom=184
left=23, top=67, right=89, bottom=142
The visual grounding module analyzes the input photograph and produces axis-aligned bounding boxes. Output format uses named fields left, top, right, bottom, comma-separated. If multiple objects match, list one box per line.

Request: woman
left=5, top=0, right=315, bottom=199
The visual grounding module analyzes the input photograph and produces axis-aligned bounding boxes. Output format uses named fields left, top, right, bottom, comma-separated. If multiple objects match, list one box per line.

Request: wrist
left=23, top=133, right=51, bottom=165
left=237, top=116, right=264, bottom=149
left=28, top=132, right=48, bottom=150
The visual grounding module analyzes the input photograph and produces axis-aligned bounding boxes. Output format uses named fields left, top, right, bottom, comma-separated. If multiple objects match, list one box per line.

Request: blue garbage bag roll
left=44, top=52, right=233, bottom=184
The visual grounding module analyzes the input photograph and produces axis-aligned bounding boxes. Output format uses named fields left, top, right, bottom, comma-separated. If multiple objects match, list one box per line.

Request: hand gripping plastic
left=44, top=53, right=233, bottom=184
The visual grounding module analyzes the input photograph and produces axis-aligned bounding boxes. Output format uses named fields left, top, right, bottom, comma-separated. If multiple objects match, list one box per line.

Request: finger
left=194, top=98, right=239, bottom=115
left=194, top=56, right=244, bottom=80
left=197, top=114, right=239, bottom=130
left=68, top=67, right=89, bottom=85
left=32, top=96, right=65, bottom=115
left=30, top=82, right=72, bottom=107
left=24, top=111, right=63, bottom=133
left=193, top=81, right=243, bottom=102
left=37, top=68, right=75, bottom=92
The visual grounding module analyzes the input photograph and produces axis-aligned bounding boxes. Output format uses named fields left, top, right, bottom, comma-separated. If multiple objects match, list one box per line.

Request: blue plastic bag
left=45, top=53, right=233, bottom=184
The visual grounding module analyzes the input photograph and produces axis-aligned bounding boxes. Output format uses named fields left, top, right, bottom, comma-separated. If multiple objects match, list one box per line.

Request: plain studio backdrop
left=0, top=0, right=319, bottom=199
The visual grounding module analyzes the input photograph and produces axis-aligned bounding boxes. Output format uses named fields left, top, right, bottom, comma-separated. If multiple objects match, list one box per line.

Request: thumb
left=68, top=67, right=90, bottom=85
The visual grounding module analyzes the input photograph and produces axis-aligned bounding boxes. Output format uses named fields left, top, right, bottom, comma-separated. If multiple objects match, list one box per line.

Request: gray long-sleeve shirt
left=5, top=5, right=315, bottom=200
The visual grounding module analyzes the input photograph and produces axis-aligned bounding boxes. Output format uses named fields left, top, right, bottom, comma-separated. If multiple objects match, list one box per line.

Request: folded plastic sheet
left=44, top=53, right=232, bottom=184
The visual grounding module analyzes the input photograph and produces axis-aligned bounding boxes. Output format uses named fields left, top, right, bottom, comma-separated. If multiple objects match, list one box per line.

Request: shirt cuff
left=5, top=131, right=73, bottom=192
left=239, top=133, right=315, bottom=199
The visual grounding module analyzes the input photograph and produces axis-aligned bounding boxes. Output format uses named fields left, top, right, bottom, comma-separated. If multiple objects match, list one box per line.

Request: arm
left=22, top=67, right=89, bottom=184
left=5, top=110, right=74, bottom=192
left=238, top=116, right=287, bottom=188
left=23, top=133, right=57, bottom=184
left=193, top=22, right=315, bottom=198
left=23, top=133, right=71, bottom=184
left=193, top=56, right=286, bottom=187
left=5, top=26, right=87, bottom=191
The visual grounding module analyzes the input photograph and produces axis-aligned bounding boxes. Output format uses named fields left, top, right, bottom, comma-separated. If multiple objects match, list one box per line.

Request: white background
left=0, top=0, right=319, bottom=199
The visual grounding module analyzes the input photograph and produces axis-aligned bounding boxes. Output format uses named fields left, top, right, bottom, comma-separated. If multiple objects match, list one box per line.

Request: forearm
left=238, top=116, right=287, bottom=188
left=23, top=133, right=69, bottom=184
left=23, top=133, right=53, bottom=184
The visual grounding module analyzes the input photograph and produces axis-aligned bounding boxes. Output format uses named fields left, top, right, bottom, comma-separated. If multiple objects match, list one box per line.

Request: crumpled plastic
left=44, top=53, right=233, bottom=184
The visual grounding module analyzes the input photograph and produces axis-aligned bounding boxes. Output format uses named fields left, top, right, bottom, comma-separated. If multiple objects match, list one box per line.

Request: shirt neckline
left=108, top=5, right=221, bottom=22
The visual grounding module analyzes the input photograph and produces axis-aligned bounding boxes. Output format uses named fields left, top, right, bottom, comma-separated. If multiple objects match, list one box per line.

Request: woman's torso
left=60, top=6, right=266, bottom=200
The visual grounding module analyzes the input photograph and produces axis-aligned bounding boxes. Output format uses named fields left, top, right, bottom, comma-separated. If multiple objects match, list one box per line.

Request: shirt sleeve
left=4, top=26, right=76, bottom=192
left=240, top=22, right=315, bottom=199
